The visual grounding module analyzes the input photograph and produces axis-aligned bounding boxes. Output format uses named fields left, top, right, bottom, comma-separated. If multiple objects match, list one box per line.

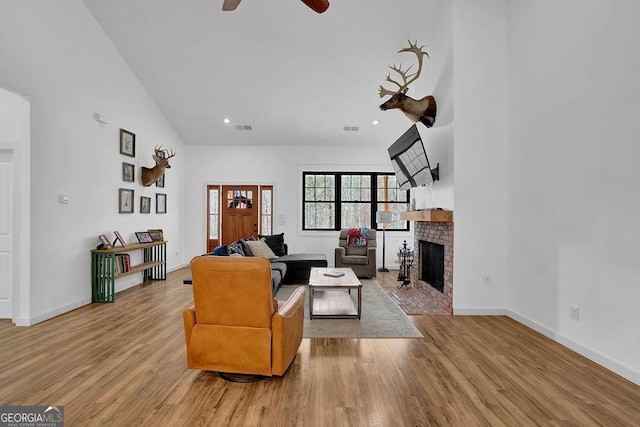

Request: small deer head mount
left=379, top=40, right=437, bottom=128
left=141, top=145, right=176, bottom=187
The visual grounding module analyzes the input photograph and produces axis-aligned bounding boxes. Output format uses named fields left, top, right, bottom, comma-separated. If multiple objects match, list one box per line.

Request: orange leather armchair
left=183, top=256, right=305, bottom=377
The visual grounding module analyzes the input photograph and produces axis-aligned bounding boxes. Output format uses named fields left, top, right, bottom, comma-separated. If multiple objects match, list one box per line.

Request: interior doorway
left=0, top=86, right=30, bottom=323
left=0, top=150, right=14, bottom=318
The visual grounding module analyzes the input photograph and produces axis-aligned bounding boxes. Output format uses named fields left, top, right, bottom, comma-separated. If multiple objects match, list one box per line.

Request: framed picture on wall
left=120, top=129, right=135, bottom=157
left=156, top=173, right=165, bottom=188
left=119, top=188, right=134, bottom=214
left=156, top=193, right=166, bottom=214
left=122, top=162, right=134, bottom=182
left=140, top=196, right=151, bottom=214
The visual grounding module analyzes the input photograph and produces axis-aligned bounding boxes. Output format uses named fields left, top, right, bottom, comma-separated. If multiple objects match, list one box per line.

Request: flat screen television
left=387, top=124, right=439, bottom=190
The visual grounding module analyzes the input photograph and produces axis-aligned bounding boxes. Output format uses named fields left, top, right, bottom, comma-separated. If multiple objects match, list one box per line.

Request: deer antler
left=379, top=40, right=429, bottom=98
left=153, top=145, right=176, bottom=159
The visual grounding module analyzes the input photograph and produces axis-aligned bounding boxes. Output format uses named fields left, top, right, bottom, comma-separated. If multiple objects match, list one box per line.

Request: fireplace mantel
left=401, top=210, right=453, bottom=223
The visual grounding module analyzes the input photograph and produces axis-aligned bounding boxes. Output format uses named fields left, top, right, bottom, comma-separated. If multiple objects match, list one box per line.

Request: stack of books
left=114, top=254, right=131, bottom=274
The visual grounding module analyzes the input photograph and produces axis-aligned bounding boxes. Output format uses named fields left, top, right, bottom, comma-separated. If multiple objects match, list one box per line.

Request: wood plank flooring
left=0, top=268, right=639, bottom=426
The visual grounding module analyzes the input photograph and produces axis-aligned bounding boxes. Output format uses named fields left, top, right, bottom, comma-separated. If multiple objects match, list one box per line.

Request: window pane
left=261, top=189, right=272, bottom=215
left=341, top=203, right=371, bottom=228
left=262, top=216, right=272, bottom=235
left=209, top=189, right=219, bottom=214
left=326, top=186, right=335, bottom=200
left=209, top=215, right=218, bottom=239
left=228, top=190, right=252, bottom=209
left=305, top=202, right=335, bottom=229
left=305, top=187, right=315, bottom=200
left=305, top=174, right=316, bottom=187
left=261, top=188, right=273, bottom=234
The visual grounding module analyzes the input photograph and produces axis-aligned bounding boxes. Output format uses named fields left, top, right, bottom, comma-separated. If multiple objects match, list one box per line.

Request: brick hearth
left=412, top=220, right=454, bottom=314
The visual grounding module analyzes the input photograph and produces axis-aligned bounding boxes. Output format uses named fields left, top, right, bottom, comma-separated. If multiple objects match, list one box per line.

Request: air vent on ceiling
left=343, top=125, right=360, bottom=132
left=235, top=125, right=252, bottom=131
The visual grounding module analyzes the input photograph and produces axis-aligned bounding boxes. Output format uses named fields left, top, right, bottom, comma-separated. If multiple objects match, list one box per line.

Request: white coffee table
left=308, top=267, right=362, bottom=319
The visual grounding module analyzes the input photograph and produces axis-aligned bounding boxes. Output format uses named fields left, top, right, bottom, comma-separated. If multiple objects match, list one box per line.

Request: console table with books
left=90, top=241, right=167, bottom=303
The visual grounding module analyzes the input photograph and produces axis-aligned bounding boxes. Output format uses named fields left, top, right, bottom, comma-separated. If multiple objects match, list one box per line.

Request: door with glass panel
left=207, top=185, right=273, bottom=252
left=221, top=185, right=258, bottom=245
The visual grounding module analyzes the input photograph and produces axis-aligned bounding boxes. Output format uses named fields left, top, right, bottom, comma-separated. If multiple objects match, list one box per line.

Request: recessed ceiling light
left=223, top=118, right=231, bottom=124
left=372, top=120, right=379, bottom=125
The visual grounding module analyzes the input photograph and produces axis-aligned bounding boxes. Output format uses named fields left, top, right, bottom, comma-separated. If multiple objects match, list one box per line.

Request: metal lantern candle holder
left=397, top=240, right=414, bottom=289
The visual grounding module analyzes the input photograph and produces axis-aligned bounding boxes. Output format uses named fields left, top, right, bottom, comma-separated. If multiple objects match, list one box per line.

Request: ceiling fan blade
left=222, top=0, right=241, bottom=11
left=301, top=0, right=329, bottom=14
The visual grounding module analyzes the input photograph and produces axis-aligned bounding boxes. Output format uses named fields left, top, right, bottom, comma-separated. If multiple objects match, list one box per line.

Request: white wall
left=0, top=0, right=186, bottom=324
left=183, top=145, right=413, bottom=269
left=412, top=1, right=455, bottom=210
left=506, top=0, right=640, bottom=384
left=452, top=0, right=509, bottom=313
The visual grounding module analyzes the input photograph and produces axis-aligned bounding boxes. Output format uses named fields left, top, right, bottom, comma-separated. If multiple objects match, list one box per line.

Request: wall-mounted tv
left=387, top=124, right=439, bottom=190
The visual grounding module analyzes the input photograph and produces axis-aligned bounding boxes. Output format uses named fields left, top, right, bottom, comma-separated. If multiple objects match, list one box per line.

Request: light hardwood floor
left=1, top=268, right=639, bottom=426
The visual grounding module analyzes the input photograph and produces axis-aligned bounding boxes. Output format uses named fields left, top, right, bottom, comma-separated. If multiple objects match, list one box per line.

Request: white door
left=0, top=150, right=13, bottom=318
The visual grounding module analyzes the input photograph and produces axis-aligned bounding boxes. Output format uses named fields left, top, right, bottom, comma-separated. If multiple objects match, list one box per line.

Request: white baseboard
left=452, top=307, right=640, bottom=386
left=507, top=310, right=640, bottom=387
left=453, top=307, right=507, bottom=315
left=16, top=265, right=188, bottom=327
left=16, top=297, right=92, bottom=326
left=168, top=263, right=188, bottom=272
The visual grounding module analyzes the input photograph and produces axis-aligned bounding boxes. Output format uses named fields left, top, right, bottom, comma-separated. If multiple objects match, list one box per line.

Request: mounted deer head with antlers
left=141, top=145, right=176, bottom=187
left=379, top=40, right=437, bottom=128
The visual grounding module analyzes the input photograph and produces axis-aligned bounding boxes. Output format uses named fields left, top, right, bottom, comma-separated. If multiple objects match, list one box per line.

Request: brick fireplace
left=401, top=210, right=454, bottom=314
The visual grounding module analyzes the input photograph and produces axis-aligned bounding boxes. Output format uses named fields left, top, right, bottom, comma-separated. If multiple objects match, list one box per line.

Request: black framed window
left=303, top=172, right=409, bottom=231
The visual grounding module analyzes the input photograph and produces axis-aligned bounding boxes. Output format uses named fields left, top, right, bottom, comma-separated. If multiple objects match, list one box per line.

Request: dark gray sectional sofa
left=184, top=234, right=328, bottom=293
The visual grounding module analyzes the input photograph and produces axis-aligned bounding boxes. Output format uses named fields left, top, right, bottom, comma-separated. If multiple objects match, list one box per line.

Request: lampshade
left=376, top=211, right=393, bottom=224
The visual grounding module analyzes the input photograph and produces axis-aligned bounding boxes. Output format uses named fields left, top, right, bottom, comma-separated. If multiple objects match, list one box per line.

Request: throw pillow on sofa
left=245, top=240, right=277, bottom=259
left=227, top=240, right=246, bottom=256
left=258, top=233, right=286, bottom=256
left=212, top=245, right=229, bottom=256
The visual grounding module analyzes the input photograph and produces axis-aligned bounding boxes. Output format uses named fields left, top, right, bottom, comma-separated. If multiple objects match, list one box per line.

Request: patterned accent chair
left=334, top=229, right=377, bottom=278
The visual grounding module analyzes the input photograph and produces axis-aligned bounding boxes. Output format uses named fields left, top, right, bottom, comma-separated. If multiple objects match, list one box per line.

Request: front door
left=0, top=150, right=14, bottom=318
left=221, top=185, right=258, bottom=245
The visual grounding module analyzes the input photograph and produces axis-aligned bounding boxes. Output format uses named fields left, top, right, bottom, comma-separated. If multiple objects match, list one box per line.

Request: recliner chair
left=334, top=229, right=377, bottom=278
left=183, top=256, right=305, bottom=377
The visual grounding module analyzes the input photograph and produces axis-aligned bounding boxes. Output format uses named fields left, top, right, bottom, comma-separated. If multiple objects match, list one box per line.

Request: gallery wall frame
left=122, top=162, right=134, bottom=182
left=120, top=129, right=135, bottom=157
left=140, top=196, right=151, bottom=214
left=119, top=188, right=134, bottom=214
left=156, top=193, right=167, bottom=214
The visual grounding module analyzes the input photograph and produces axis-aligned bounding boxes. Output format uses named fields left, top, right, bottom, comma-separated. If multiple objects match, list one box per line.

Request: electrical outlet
left=570, top=305, right=580, bottom=321
left=482, top=274, right=491, bottom=284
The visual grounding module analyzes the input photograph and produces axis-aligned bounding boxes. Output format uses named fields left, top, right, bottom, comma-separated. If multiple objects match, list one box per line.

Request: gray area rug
left=275, top=279, right=423, bottom=339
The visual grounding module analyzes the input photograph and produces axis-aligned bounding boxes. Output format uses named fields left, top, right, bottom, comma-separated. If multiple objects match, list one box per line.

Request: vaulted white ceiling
left=83, top=0, right=446, bottom=146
